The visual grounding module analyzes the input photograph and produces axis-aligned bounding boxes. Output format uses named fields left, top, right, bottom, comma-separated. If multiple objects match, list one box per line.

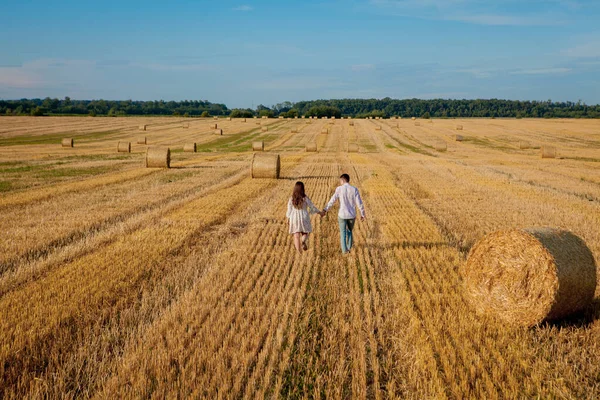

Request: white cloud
left=509, top=67, right=572, bottom=75
left=562, top=38, right=600, bottom=58
left=351, top=64, right=375, bottom=72
left=233, top=5, right=253, bottom=11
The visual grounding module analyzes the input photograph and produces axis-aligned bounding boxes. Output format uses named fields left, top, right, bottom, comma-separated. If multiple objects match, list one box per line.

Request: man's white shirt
left=324, top=183, right=366, bottom=219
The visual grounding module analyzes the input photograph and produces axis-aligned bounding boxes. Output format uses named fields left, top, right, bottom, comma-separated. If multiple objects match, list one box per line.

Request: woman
left=286, top=181, right=322, bottom=254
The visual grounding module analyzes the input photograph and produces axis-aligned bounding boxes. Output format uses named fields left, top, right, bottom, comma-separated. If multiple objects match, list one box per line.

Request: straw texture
left=183, top=143, right=197, bottom=153
left=146, top=147, right=171, bottom=168
left=252, top=141, right=264, bottom=151
left=519, top=141, right=532, bottom=150
left=137, top=137, right=147, bottom=145
left=117, top=142, right=131, bottom=153
left=348, top=143, right=359, bottom=153
left=462, top=228, right=597, bottom=327
left=541, top=146, right=557, bottom=158
left=139, top=125, right=146, bottom=131
left=61, top=138, right=73, bottom=148
left=435, top=142, right=447, bottom=152
left=252, top=153, right=280, bottom=179
left=305, top=142, right=317, bottom=152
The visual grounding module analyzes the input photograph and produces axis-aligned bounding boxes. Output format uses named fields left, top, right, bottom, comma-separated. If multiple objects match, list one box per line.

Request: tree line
left=1, top=97, right=599, bottom=118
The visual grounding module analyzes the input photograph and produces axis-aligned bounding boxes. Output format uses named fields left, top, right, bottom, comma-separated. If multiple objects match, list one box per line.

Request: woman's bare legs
left=301, top=233, right=309, bottom=251
left=293, top=233, right=303, bottom=253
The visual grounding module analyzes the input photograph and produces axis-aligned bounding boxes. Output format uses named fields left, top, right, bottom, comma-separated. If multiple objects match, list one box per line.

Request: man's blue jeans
left=338, top=217, right=356, bottom=253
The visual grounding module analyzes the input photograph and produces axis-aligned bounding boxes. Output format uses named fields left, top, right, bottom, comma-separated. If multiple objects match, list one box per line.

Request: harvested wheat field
left=1, top=116, right=600, bottom=399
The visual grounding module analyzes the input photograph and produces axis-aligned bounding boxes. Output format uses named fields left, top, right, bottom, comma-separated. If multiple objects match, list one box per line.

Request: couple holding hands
left=286, top=173, right=366, bottom=255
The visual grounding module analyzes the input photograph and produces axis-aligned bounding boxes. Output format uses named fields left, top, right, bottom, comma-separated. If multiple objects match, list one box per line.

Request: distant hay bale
left=262, top=116, right=268, bottom=119
left=462, top=228, right=597, bottom=327
left=183, top=143, right=197, bottom=153
left=212, top=123, right=218, bottom=129
left=321, top=128, right=329, bottom=134
left=279, top=116, right=284, bottom=119
left=348, top=143, right=359, bottom=153
left=137, top=137, right=147, bottom=145
left=306, top=120, right=311, bottom=124
left=139, top=125, right=147, bottom=131
left=519, top=141, right=532, bottom=150
left=261, top=126, right=269, bottom=132
left=455, top=135, right=464, bottom=142
left=428, top=119, right=433, bottom=124
left=253, top=116, right=258, bottom=119
left=117, top=141, right=131, bottom=153
left=332, top=116, right=336, bottom=120
left=411, top=117, right=416, bottom=121
left=456, top=125, right=464, bottom=131
left=291, top=129, right=298, bottom=133
left=255, top=122, right=261, bottom=125
left=305, top=142, right=317, bottom=152
left=301, top=116, right=305, bottom=119
left=213, top=117, right=218, bottom=120
left=252, top=153, right=280, bottom=179
left=242, top=118, right=246, bottom=122
left=541, top=146, right=557, bottom=158
left=435, top=142, right=447, bottom=152
left=376, top=117, right=381, bottom=120
left=145, top=147, right=170, bottom=168
left=61, top=138, right=74, bottom=148
left=215, top=129, right=223, bottom=135
left=349, top=121, right=355, bottom=126
left=414, top=122, right=421, bottom=127
left=227, top=117, right=232, bottom=121
left=252, top=141, right=264, bottom=151
left=182, top=123, right=189, bottom=128
left=375, top=126, right=382, bottom=131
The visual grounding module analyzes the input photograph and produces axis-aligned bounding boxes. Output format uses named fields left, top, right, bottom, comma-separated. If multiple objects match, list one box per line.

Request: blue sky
left=1, top=0, right=599, bottom=107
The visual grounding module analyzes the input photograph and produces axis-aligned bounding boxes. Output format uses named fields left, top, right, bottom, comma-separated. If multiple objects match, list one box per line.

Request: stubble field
left=0, top=115, right=599, bottom=399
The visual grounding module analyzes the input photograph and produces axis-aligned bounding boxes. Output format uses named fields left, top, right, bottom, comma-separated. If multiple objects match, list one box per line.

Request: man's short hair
left=340, top=173, right=350, bottom=182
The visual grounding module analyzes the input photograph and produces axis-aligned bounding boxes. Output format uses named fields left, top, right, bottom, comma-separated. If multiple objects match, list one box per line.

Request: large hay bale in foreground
left=541, top=146, right=557, bottom=159
left=252, top=153, right=280, bottom=179
left=137, top=137, right=147, bottom=145
left=145, top=147, right=170, bottom=168
left=519, top=141, right=532, bottom=150
left=305, top=142, right=317, bottom=152
left=61, top=138, right=74, bottom=148
left=455, top=135, right=464, bottom=142
left=456, top=125, right=464, bottom=131
left=252, top=141, right=264, bottom=151
left=348, top=143, right=359, bottom=153
left=183, top=143, right=196, bottom=153
left=462, top=228, right=597, bottom=327
left=139, top=125, right=147, bottom=131
left=117, top=142, right=131, bottom=153
left=435, top=142, right=447, bottom=152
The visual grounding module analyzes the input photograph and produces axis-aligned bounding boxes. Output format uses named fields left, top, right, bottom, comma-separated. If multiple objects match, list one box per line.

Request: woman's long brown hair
left=292, top=181, right=306, bottom=209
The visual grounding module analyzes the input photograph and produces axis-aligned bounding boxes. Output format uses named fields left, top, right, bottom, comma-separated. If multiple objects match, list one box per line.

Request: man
left=322, top=173, right=366, bottom=254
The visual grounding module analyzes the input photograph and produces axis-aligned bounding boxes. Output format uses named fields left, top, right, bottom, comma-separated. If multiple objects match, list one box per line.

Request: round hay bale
left=411, top=117, right=416, bottom=121
left=349, top=121, right=355, bottom=126
left=139, top=125, right=147, bottom=131
left=519, top=141, right=532, bottom=150
left=242, top=118, right=246, bottom=122
left=541, top=146, right=557, bottom=159
left=227, top=117, right=232, bottom=121
left=455, top=135, right=464, bottom=142
left=321, top=128, right=329, bottom=134
left=252, top=141, right=264, bottom=151
left=145, top=147, right=170, bottom=168
left=435, top=142, right=447, bottom=152
left=183, top=143, right=197, bottom=153
left=252, top=153, right=280, bottom=179
left=61, top=138, right=74, bottom=148
left=291, top=129, right=298, bottom=133
left=182, top=123, right=189, bottom=128
left=462, top=228, right=597, bottom=327
left=137, top=137, right=147, bottom=145
left=375, top=126, right=382, bottom=131
left=456, top=125, right=464, bottom=131
left=414, top=122, right=421, bottom=127
left=215, top=129, right=223, bottom=135
left=306, top=120, right=311, bottom=124
left=348, top=143, right=359, bottom=153
left=117, top=141, right=131, bottom=153
left=261, top=126, right=268, bottom=132
left=305, top=142, right=317, bottom=152
left=212, top=123, right=218, bottom=129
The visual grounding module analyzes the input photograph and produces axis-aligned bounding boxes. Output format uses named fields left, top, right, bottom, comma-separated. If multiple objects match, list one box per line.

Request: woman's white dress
left=286, top=197, right=320, bottom=234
